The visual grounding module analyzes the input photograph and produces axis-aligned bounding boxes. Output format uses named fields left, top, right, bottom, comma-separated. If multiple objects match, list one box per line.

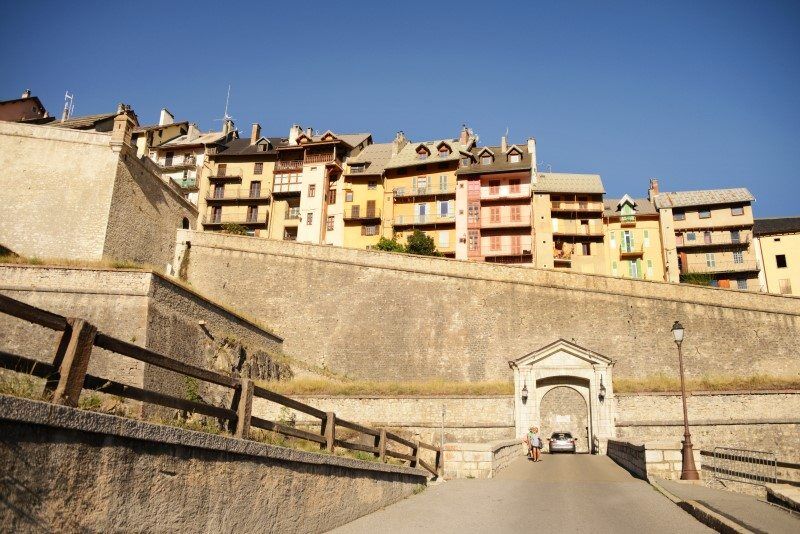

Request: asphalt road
left=331, top=454, right=713, bottom=534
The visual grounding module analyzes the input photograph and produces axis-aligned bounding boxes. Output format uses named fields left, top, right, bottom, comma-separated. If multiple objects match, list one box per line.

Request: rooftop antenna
left=214, top=84, right=235, bottom=128
left=62, top=91, right=74, bottom=122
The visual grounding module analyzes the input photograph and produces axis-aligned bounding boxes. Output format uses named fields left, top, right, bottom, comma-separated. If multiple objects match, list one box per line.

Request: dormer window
left=416, top=145, right=431, bottom=160
left=509, top=153, right=521, bottom=163
left=437, top=143, right=452, bottom=158
left=460, top=157, right=471, bottom=167
left=481, top=155, right=492, bottom=165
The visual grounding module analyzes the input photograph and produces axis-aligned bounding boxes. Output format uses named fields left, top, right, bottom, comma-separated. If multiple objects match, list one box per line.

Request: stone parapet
left=443, top=439, right=525, bottom=479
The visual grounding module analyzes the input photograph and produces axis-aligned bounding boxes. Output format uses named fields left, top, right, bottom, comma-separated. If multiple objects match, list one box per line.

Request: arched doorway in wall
left=538, top=378, right=590, bottom=453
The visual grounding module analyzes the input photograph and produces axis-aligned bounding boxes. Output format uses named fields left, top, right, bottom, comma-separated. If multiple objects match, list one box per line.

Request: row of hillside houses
left=1, top=90, right=798, bottom=296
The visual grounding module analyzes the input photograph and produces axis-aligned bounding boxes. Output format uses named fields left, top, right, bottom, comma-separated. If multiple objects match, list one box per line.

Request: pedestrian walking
left=531, top=427, right=542, bottom=462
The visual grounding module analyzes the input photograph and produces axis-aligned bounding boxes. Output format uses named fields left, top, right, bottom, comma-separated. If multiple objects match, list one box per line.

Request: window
left=467, top=202, right=479, bottom=223
left=612, top=261, right=618, bottom=276
left=350, top=164, right=364, bottom=174
left=217, top=163, right=227, bottom=176
left=509, top=179, right=520, bottom=193
left=438, top=147, right=450, bottom=158
left=731, top=206, right=744, bottom=216
left=710, top=280, right=719, bottom=287
left=733, top=251, right=743, bottom=264
left=510, top=205, right=521, bottom=222
left=368, top=181, right=377, bottom=190
left=687, top=232, right=696, bottom=241
left=165, top=151, right=174, bottom=166
left=731, top=230, right=740, bottom=244
left=308, top=184, right=316, bottom=197
left=481, top=155, right=492, bottom=165
left=699, top=209, right=711, bottom=219
left=181, top=217, right=190, bottom=230
left=439, top=201, right=449, bottom=216
left=629, top=260, right=640, bottom=279
left=326, top=216, right=334, bottom=231
left=417, top=150, right=428, bottom=160
left=214, top=184, right=224, bottom=199
left=643, top=230, right=650, bottom=247
left=361, top=225, right=378, bottom=236
left=647, top=259, right=654, bottom=278
left=776, top=254, right=787, bottom=268
left=307, top=212, right=313, bottom=226
left=489, top=180, right=500, bottom=195
left=779, top=279, right=792, bottom=294
left=490, top=235, right=501, bottom=251
left=468, top=230, right=479, bottom=251
left=581, top=243, right=590, bottom=255
left=416, top=176, right=428, bottom=190
left=345, top=191, right=353, bottom=202
left=211, top=206, right=221, bottom=223
left=249, top=181, right=261, bottom=197
left=439, top=175, right=448, bottom=192
left=609, top=231, right=616, bottom=247
left=737, top=279, right=748, bottom=290
left=490, top=206, right=500, bottom=223
left=460, top=157, right=471, bottom=167
left=247, top=206, right=258, bottom=222
left=328, top=188, right=336, bottom=204
left=706, top=253, right=716, bottom=267
left=673, top=210, right=685, bottom=221
left=704, top=231, right=712, bottom=244
left=254, top=162, right=263, bottom=175
left=438, top=232, right=449, bottom=248
left=509, top=153, right=521, bottom=163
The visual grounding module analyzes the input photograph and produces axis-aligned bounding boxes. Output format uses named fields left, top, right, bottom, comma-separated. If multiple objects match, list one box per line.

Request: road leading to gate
left=331, top=455, right=713, bottom=534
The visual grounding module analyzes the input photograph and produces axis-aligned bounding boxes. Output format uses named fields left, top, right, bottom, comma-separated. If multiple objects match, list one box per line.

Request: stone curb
left=0, top=394, right=428, bottom=479
left=648, top=477, right=754, bottom=534
left=766, top=484, right=800, bottom=513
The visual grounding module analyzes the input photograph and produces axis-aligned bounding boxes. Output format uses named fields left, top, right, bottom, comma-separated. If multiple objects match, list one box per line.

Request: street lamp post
left=671, top=321, right=700, bottom=480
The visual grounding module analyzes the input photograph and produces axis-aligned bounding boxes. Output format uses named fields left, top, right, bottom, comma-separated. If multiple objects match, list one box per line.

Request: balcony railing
left=344, top=207, right=381, bottom=221
left=202, top=212, right=268, bottom=226
left=159, top=156, right=196, bottom=168
left=481, top=186, right=531, bottom=200
left=481, top=243, right=533, bottom=257
left=553, top=250, right=573, bottom=263
left=274, top=160, right=304, bottom=171
left=394, top=213, right=456, bottom=226
left=553, top=224, right=604, bottom=237
left=285, top=209, right=301, bottom=220
left=677, top=234, right=751, bottom=248
left=208, top=172, right=243, bottom=180
left=619, top=243, right=643, bottom=256
left=393, top=186, right=456, bottom=198
left=683, top=260, right=759, bottom=274
left=272, top=183, right=302, bottom=195
left=480, top=216, right=530, bottom=229
left=305, top=153, right=341, bottom=166
left=206, top=188, right=270, bottom=202
left=551, top=201, right=604, bottom=212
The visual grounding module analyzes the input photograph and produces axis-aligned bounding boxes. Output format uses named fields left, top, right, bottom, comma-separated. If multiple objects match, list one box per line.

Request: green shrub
left=374, top=236, right=405, bottom=253
left=221, top=223, right=248, bottom=235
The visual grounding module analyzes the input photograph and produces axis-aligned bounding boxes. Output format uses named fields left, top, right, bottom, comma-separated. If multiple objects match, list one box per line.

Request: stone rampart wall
left=173, top=231, right=800, bottom=382
left=0, top=395, right=425, bottom=533
left=442, top=439, right=524, bottom=479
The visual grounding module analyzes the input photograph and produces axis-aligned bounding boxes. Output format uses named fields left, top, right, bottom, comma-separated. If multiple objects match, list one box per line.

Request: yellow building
left=131, top=108, right=188, bottom=159
left=340, top=142, right=392, bottom=249
left=383, top=129, right=476, bottom=257
left=603, top=195, right=665, bottom=281
left=754, top=217, right=800, bottom=295
left=197, top=123, right=282, bottom=237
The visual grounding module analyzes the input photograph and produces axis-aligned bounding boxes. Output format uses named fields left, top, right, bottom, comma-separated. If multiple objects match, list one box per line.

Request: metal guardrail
left=709, top=447, right=777, bottom=486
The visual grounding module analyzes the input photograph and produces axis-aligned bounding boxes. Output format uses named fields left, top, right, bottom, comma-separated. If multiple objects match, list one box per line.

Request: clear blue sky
left=2, top=1, right=799, bottom=216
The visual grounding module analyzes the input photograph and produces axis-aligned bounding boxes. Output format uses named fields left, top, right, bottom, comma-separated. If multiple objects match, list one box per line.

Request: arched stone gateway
left=509, top=339, right=615, bottom=454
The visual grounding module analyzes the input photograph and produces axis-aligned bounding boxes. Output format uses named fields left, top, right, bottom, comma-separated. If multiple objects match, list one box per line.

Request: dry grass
left=614, top=374, right=800, bottom=393
left=0, top=253, right=155, bottom=272
left=258, top=378, right=515, bottom=396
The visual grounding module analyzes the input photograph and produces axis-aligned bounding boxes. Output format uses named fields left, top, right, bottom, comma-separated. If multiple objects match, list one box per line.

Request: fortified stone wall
left=615, top=391, right=800, bottom=460
left=103, top=154, right=197, bottom=269
left=0, top=121, right=117, bottom=260
left=0, top=121, right=196, bottom=267
left=173, top=231, right=800, bottom=382
left=0, top=265, right=287, bottom=411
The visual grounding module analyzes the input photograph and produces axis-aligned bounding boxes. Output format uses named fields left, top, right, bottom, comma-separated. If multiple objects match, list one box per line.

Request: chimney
left=223, top=118, right=234, bottom=136
left=158, top=108, right=174, bottom=126
left=392, top=131, right=408, bottom=155
left=648, top=178, right=660, bottom=201
left=527, top=138, right=537, bottom=172
left=459, top=124, right=470, bottom=145
left=251, top=123, right=261, bottom=144
left=305, top=127, right=314, bottom=138
left=110, top=103, right=136, bottom=152
left=187, top=123, right=200, bottom=141
left=21, top=89, right=31, bottom=99
left=289, top=124, right=303, bottom=145
left=501, top=135, right=508, bottom=153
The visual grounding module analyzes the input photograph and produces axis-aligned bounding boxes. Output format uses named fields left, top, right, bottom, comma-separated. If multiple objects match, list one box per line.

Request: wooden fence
left=0, top=293, right=442, bottom=476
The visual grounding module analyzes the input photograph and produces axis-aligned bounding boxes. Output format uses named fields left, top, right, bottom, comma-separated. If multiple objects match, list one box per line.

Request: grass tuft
left=614, top=373, right=800, bottom=393
left=258, top=378, right=515, bottom=397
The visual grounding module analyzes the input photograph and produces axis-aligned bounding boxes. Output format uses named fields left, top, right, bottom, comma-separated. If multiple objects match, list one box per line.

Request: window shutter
left=636, top=259, right=643, bottom=278
left=361, top=225, right=366, bottom=236
left=448, top=199, right=455, bottom=214
left=412, top=177, right=417, bottom=189
left=643, top=230, right=650, bottom=247
left=628, top=261, right=635, bottom=278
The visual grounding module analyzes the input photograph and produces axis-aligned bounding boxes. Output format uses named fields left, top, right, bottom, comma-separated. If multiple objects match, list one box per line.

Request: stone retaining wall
left=607, top=439, right=700, bottom=480
left=443, top=439, right=524, bottom=479
left=0, top=395, right=426, bottom=533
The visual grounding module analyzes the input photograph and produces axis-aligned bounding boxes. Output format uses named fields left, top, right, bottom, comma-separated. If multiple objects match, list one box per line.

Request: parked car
left=548, top=432, right=577, bottom=453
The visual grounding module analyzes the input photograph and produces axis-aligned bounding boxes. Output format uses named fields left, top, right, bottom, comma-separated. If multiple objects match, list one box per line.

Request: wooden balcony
left=550, top=201, right=604, bottom=213
left=482, top=243, right=533, bottom=257
left=393, top=213, right=455, bottom=227
left=676, top=234, right=751, bottom=249
left=393, top=186, right=456, bottom=199
left=158, top=156, right=196, bottom=169
left=272, top=183, right=302, bottom=197
left=274, top=160, right=304, bottom=172
left=344, top=207, right=381, bottom=221
left=619, top=243, right=643, bottom=257
left=206, top=188, right=271, bottom=203
left=304, top=153, right=342, bottom=167
left=682, top=260, right=759, bottom=274
left=480, top=186, right=531, bottom=201
left=202, top=212, right=268, bottom=227
left=552, top=225, right=604, bottom=237
left=480, top=217, right=530, bottom=229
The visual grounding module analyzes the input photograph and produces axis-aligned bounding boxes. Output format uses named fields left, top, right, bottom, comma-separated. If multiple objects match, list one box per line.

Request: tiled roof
left=532, top=172, right=605, bottom=194
left=157, top=130, right=230, bottom=149
left=214, top=137, right=288, bottom=157
left=753, top=217, right=800, bottom=236
left=384, top=138, right=473, bottom=170
left=653, top=188, right=754, bottom=209
left=345, top=142, right=393, bottom=176
left=603, top=197, right=658, bottom=217
left=45, top=112, right=118, bottom=130
left=456, top=144, right=532, bottom=176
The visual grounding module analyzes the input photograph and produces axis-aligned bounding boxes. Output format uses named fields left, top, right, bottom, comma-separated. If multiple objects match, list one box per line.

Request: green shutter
left=636, top=259, right=643, bottom=279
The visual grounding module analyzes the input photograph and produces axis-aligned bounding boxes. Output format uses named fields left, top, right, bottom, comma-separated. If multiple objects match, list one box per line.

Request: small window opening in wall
left=181, top=217, right=190, bottom=229
left=776, top=254, right=787, bottom=268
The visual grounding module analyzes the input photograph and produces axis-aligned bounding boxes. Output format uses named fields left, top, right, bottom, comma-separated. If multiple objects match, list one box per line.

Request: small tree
left=221, top=223, right=248, bottom=236
left=374, top=236, right=405, bottom=253
left=680, top=272, right=714, bottom=286
left=405, top=230, right=441, bottom=256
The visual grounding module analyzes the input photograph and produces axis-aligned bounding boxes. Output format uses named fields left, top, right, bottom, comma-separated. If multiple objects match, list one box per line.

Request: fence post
left=411, top=440, right=421, bottom=468
left=235, top=378, right=254, bottom=439
left=375, top=429, right=387, bottom=461
left=52, top=318, right=97, bottom=407
left=435, top=448, right=443, bottom=476
left=44, top=322, right=76, bottom=395
left=322, top=411, right=336, bottom=453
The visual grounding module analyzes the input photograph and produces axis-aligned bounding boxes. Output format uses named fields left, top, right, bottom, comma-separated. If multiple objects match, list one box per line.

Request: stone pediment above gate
left=508, top=339, right=613, bottom=370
